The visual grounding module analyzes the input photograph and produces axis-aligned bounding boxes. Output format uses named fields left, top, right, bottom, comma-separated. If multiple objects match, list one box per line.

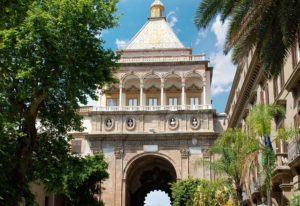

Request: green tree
left=0, top=0, right=118, bottom=204
left=196, top=129, right=259, bottom=205
left=171, top=178, right=203, bottom=206
left=194, top=0, right=300, bottom=77
left=32, top=134, right=109, bottom=206
left=171, top=178, right=234, bottom=206
left=245, top=104, right=285, bottom=206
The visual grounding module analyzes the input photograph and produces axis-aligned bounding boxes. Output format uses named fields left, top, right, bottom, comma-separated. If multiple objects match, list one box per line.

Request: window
left=45, top=196, right=49, bottom=206
left=280, top=69, right=285, bottom=88
left=273, top=77, right=278, bottom=99
left=190, top=97, right=199, bottom=106
left=294, top=112, right=300, bottom=130
left=292, top=45, right=298, bottom=67
left=168, top=97, right=178, bottom=106
left=148, top=98, right=158, bottom=106
left=292, top=34, right=300, bottom=68
left=260, top=90, right=264, bottom=104
left=297, top=35, right=300, bottom=62
left=128, top=98, right=138, bottom=106
left=107, top=98, right=117, bottom=107
left=128, top=98, right=138, bottom=111
left=148, top=98, right=158, bottom=110
left=265, top=84, right=269, bottom=104
left=190, top=97, right=200, bottom=109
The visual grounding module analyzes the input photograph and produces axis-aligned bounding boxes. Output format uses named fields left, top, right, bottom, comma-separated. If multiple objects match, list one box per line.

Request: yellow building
left=226, top=36, right=300, bottom=205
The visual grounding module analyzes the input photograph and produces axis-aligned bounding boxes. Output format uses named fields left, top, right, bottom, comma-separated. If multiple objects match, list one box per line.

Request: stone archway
left=125, top=155, right=177, bottom=206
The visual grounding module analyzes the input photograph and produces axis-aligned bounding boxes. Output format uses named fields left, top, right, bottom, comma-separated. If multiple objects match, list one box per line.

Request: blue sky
left=100, top=0, right=237, bottom=113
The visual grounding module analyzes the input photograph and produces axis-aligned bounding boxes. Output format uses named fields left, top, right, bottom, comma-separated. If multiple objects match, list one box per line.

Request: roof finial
left=150, top=0, right=165, bottom=18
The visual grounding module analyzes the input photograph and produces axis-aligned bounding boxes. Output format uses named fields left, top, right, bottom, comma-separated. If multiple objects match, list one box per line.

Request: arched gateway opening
left=125, top=155, right=177, bottom=206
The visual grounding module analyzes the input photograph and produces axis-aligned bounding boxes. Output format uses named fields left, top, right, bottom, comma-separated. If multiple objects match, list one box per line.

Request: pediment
left=187, top=84, right=201, bottom=92
left=166, top=85, right=180, bottom=92
left=146, top=85, right=160, bottom=93
left=126, top=85, right=140, bottom=93
left=105, top=85, right=119, bottom=94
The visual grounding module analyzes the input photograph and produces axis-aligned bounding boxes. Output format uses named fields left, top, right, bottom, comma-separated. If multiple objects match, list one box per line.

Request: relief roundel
left=190, top=116, right=201, bottom=130
left=104, top=117, right=114, bottom=131
left=126, top=117, right=136, bottom=131
left=168, top=116, right=179, bottom=130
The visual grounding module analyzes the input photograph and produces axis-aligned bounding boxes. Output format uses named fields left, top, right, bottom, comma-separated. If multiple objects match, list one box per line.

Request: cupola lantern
left=150, top=0, right=165, bottom=18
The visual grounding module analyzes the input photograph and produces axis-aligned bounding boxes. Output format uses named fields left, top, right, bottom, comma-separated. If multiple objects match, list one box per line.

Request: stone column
left=114, top=146, right=124, bottom=206
left=119, top=85, right=123, bottom=110
left=180, top=148, right=190, bottom=178
left=181, top=80, right=186, bottom=109
left=160, top=80, right=164, bottom=110
left=202, top=83, right=206, bottom=107
left=140, top=83, right=144, bottom=110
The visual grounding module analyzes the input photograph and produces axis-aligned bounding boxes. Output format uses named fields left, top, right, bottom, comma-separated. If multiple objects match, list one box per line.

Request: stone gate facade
left=71, top=1, right=227, bottom=205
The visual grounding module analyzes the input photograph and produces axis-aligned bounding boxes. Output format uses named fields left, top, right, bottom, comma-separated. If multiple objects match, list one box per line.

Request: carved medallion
left=168, top=116, right=179, bottom=130
left=190, top=116, right=201, bottom=130
left=104, top=117, right=114, bottom=131
left=126, top=117, right=136, bottom=131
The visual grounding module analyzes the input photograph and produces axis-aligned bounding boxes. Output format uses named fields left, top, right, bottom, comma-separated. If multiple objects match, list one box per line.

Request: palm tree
left=194, top=0, right=300, bottom=78
left=196, top=129, right=259, bottom=205
left=245, top=104, right=285, bottom=206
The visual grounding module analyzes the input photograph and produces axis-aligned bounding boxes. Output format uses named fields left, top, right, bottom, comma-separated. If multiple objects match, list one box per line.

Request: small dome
left=150, top=0, right=165, bottom=18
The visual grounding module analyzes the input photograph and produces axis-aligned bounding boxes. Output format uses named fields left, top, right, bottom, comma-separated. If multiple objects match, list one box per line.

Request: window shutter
left=72, top=140, right=82, bottom=154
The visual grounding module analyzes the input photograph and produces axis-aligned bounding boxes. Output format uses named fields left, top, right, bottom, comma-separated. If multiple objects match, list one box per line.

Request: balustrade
left=79, top=105, right=213, bottom=112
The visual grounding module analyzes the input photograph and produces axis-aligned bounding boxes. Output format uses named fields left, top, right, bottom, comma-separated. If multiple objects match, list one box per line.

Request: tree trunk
left=267, top=188, right=272, bottom=206
left=16, top=115, right=38, bottom=184
left=237, top=185, right=243, bottom=205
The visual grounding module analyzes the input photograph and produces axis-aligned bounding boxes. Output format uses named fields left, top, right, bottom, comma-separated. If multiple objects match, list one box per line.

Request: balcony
left=79, top=104, right=213, bottom=113
left=288, top=140, right=300, bottom=167
left=272, top=153, right=291, bottom=185
left=118, top=54, right=206, bottom=63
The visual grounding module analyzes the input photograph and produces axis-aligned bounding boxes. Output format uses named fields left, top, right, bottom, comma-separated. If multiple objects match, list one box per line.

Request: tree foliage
left=0, top=0, right=118, bottom=204
left=171, top=178, right=235, bottom=206
left=247, top=104, right=285, bottom=136
left=196, top=129, right=259, bottom=204
left=33, top=135, right=109, bottom=206
left=194, top=0, right=300, bottom=77
left=289, top=193, right=300, bottom=206
left=243, top=104, right=285, bottom=206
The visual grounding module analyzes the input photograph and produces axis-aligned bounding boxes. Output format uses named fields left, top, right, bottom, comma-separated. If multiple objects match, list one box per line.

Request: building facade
left=69, top=1, right=226, bottom=206
left=226, top=37, right=300, bottom=205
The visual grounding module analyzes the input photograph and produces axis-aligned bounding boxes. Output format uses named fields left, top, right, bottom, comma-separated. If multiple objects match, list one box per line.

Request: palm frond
left=194, top=0, right=300, bottom=78
left=194, top=0, right=223, bottom=29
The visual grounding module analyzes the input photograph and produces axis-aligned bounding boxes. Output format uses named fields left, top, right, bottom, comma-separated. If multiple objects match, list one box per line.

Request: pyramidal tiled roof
left=124, top=18, right=185, bottom=50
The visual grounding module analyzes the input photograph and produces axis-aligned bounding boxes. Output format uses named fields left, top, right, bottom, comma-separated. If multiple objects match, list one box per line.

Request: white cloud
left=210, top=51, right=236, bottom=95
left=115, top=38, right=128, bottom=50
left=195, top=29, right=208, bottom=45
left=210, top=16, right=236, bottom=96
left=211, top=16, right=229, bottom=49
left=100, top=29, right=109, bottom=37
left=95, top=29, right=109, bottom=39
left=167, top=11, right=178, bottom=28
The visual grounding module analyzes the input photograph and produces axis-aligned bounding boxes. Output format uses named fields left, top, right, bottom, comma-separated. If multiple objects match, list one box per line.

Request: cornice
left=117, top=60, right=209, bottom=67
left=84, top=132, right=219, bottom=141
left=285, top=62, right=300, bottom=92
left=80, top=108, right=215, bottom=116
left=227, top=54, right=262, bottom=128
left=225, top=62, right=244, bottom=113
